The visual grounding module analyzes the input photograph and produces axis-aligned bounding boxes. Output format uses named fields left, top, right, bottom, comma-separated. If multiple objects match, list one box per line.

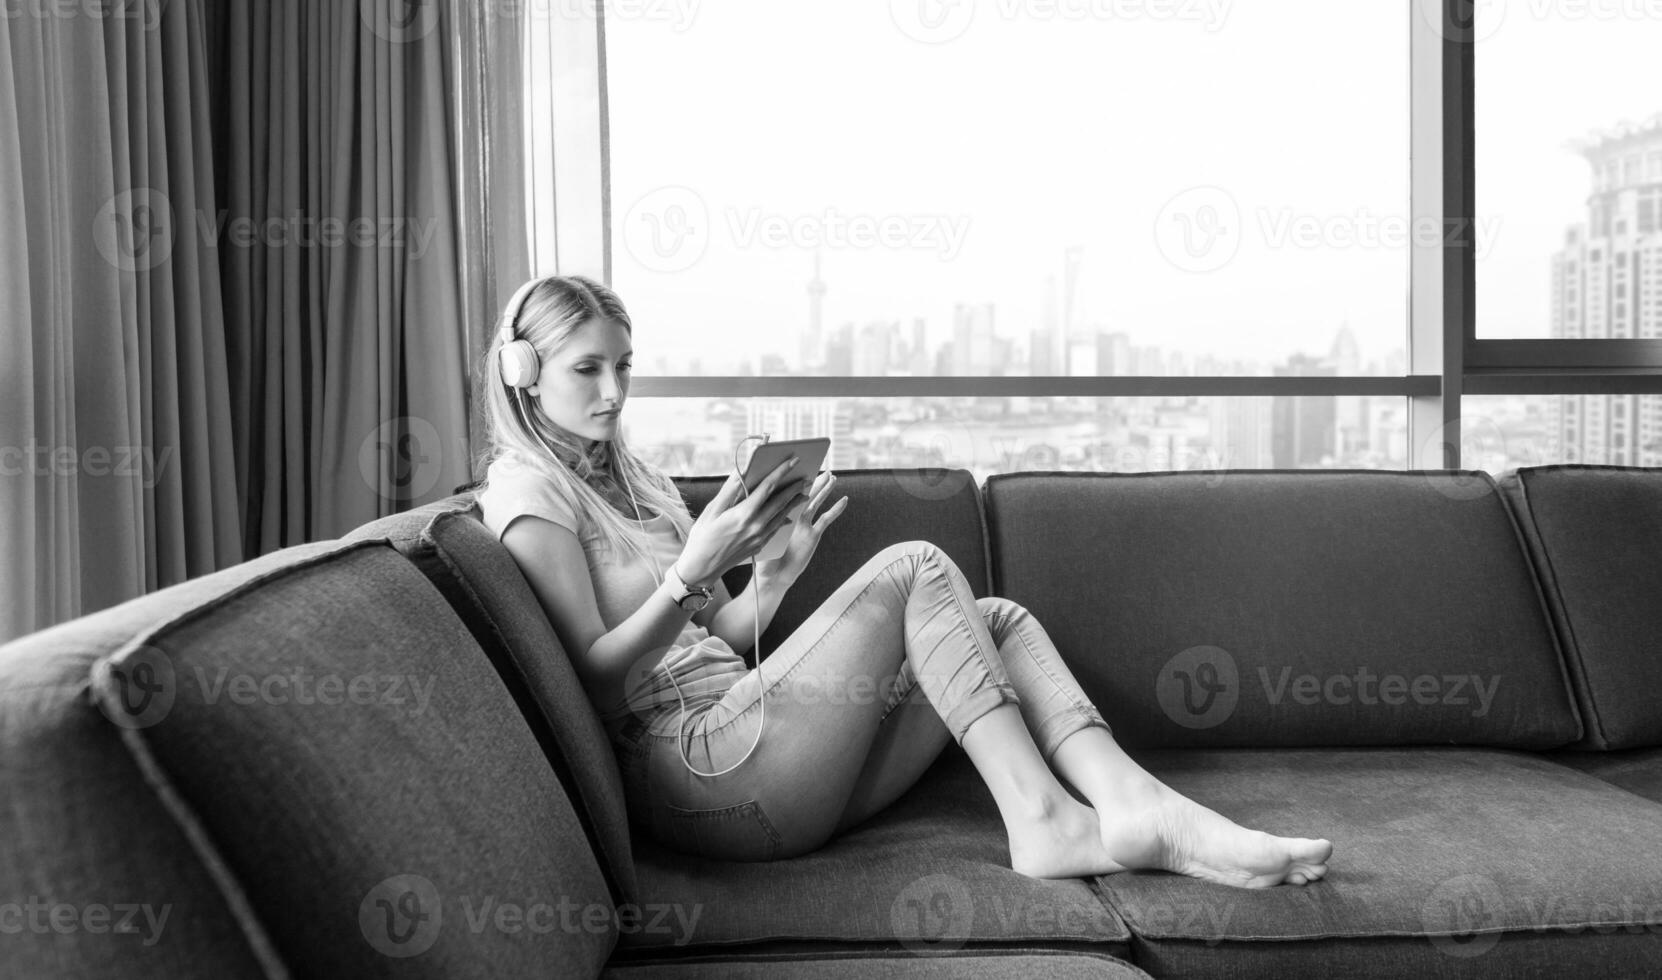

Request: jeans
left=612, top=540, right=1110, bottom=861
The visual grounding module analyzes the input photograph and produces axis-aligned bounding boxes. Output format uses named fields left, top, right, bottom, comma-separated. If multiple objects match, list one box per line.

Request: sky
left=592, top=0, right=1662, bottom=372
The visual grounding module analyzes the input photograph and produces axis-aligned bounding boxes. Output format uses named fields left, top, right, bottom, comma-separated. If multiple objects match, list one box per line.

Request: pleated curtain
left=1, top=0, right=242, bottom=643
left=2, top=1, right=524, bottom=643
left=206, top=0, right=478, bottom=558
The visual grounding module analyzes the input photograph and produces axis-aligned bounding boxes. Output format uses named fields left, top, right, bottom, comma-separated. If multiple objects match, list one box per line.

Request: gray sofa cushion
left=87, top=541, right=615, bottom=979
left=984, top=471, right=1579, bottom=748
left=674, top=468, right=993, bottom=653
left=1097, top=747, right=1662, bottom=979
left=0, top=547, right=354, bottom=979
left=1549, top=747, right=1662, bottom=805
left=625, top=748, right=1129, bottom=951
left=1500, top=465, right=1662, bottom=750
left=344, top=494, right=639, bottom=906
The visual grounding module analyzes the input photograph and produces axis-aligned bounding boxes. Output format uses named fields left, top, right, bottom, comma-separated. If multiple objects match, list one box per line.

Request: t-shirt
left=475, top=454, right=749, bottom=732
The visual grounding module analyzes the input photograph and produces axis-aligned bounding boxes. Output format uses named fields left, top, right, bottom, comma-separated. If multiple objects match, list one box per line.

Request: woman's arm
left=704, top=572, right=790, bottom=656
left=501, top=515, right=698, bottom=709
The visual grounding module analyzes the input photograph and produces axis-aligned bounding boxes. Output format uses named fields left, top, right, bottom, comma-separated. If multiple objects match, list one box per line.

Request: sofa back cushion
left=984, top=471, right=1580, bottom=749
left=87, top=540, right=614, bottom=979
left=676, top=467, right=994, bottom=651
left=344, top=495, right=638, bottom=905
left=1501, top=465, right=1662, bottom=750
left=0, top=549, right=360, bottom=979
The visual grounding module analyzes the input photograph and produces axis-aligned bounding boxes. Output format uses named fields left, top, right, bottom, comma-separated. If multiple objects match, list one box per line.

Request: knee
left=875, top=539, right=949, bottom=565
left=976, top=595, right=1022, bottom=615
left=976, top=595, right=1025, bottom=629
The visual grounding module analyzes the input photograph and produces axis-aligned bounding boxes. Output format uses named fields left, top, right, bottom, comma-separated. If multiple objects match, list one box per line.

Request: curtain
left=2, top=1, right=527, bottom=643
left=206, top=0, right=489, bottom=556
left=1, top=0, right=242, bottom=644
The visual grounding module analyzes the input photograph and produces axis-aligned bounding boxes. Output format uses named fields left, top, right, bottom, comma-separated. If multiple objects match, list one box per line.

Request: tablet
left=736, top=437, right=832, bottom=563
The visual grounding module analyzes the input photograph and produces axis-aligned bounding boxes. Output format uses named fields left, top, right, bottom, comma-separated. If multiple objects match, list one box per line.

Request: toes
left=1291, top=837, right=1333, bottom=864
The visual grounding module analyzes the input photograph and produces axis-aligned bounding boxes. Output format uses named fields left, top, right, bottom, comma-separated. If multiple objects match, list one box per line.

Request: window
left=553, top=2, right=1662, bottom=475
left=605, top=1, right=1408, bottom=380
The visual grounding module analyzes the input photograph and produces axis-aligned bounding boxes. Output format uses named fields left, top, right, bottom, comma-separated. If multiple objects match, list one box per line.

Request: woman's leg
left=976, top=595, right=1333, bottom=888
left=828, top=662, right=952, bottom=836
left=637, top=540, right=1108, bottom=873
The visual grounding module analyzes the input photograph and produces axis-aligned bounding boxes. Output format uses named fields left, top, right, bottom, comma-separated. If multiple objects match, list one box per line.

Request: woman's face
left=533, top=316, right=633, bottom=450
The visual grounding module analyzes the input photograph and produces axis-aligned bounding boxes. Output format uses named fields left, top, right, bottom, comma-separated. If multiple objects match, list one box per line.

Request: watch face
left=681, top=594, right=711, bottom=611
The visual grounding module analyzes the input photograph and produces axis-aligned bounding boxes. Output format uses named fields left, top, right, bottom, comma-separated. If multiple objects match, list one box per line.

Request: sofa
left=4, top=463, right=1661, bottom=978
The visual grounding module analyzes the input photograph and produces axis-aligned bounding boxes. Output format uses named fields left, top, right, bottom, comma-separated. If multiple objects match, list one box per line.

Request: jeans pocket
left=665, top=799, right=783, bottom=862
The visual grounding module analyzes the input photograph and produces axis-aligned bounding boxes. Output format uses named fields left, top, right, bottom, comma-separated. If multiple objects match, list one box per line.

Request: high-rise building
left=854, top=320, right=897, bottom=376
left=1031, top=274, right=1060, bottom=376
left=1210, top=397, right=1273, bottom=468
left=825, top=322, right=853, bottom=376
left=1552, top=115, right=1662, bottom=466
left=952, top=302, right=996, bottom=375
left=1273, top=353, right=1337, bottom=467
left=804, top=249, right=827, bottom=372
left=909, top=317, right=929, bottom=375
left=1330, top=324, right=1366, bottom=458
left=1062, top=246, right=1084, bottom=373
left=740, top=399, right=855, bottom=470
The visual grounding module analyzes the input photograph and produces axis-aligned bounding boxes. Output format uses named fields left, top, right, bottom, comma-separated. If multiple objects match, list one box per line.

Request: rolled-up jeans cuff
left=1034, top=705, right=1111, bottom=762
left=942, top=683, right=1021, bottom=743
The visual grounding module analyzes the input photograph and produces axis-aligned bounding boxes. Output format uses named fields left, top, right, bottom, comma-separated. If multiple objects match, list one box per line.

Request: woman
left=476, top=275, right=1332, bottom=887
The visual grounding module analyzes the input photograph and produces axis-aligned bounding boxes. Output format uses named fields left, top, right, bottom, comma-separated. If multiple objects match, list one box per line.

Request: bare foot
left=1097, top=785, right=1332, bottom=889
left=1006, top=798, right=1120, bottom=880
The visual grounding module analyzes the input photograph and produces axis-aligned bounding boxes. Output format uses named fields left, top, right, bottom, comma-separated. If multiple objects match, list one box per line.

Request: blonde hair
left=474, top=276, right=694, bottom=562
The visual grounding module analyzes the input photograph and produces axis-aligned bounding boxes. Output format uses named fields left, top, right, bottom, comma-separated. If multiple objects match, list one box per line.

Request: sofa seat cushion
left=87, top=541, right=616, bottom=979
left=1097, top=747, right=1662, bottom=979
left=1501, top=465, right=1662, bottom=749
left=984, top=471, right=1579, bottom=749
left=623, top=748, right=1128, bottom=951
left=603, top=948, right=1151, bottom=978
left=1550, top=748, right=1662, bottom=805
left=344, top=493, right=639, bottom=906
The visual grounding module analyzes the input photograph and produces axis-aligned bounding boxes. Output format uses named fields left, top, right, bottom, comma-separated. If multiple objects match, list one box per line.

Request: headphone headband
left=498, top=276, right=549, bottom=342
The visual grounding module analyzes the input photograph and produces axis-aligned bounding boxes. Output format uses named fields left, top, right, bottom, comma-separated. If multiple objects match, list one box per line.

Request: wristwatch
left=664, top=562, right=714, bottom=612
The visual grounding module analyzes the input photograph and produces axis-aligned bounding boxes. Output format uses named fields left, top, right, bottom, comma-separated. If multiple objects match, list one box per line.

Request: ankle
left=1004, top=787, right=1087, bottom=830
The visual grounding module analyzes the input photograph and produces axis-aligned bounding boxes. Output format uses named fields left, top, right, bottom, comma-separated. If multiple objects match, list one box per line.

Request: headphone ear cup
left=499, top=339, right=541, bottom=388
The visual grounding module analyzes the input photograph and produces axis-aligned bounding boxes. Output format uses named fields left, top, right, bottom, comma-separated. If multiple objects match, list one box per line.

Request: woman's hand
left=755, top=470, right=847, bottom=584
left=678, top=457, right=813, bottom=585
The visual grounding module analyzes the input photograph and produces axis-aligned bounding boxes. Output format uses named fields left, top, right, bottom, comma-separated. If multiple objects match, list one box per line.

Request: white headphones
left=497, top=277, right=547, bottom=391
left=496, top=276, right=767, bottom=778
